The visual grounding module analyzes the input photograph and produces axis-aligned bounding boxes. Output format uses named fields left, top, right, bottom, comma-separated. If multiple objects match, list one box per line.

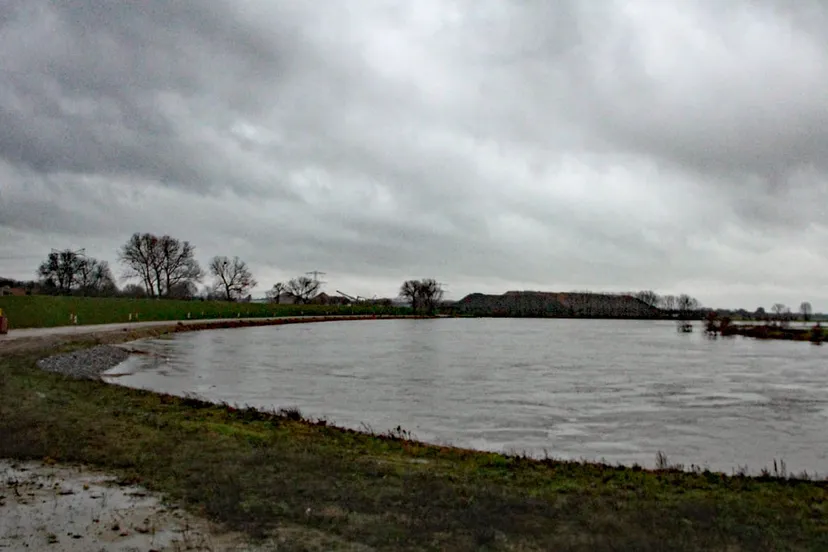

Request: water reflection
left=103, top=318, right=828, bottom=474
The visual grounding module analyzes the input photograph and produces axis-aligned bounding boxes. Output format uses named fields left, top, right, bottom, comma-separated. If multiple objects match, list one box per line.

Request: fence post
left=0, top=308, right=8, bottom=335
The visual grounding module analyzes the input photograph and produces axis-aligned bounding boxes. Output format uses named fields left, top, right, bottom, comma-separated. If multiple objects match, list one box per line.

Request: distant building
left=275, top=293, right=298, bottom=305
left=0, top=286, right=26, bottom=296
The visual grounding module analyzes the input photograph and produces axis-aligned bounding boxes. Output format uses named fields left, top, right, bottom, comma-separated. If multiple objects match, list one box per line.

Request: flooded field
left=104, top=318, right=828, bottom=475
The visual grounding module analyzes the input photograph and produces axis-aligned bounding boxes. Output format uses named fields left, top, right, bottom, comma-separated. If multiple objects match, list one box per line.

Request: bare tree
left=209, top=256, right=257, bottom=301
left=800, top=301, right=813, bottom=323
left=285, top=276, right=321, bottom=304
left=399, top=280, right=420, bottom=312
left=118, top=233, right=159, bottom=297
left=418, top=278, right=445, bottom=314
left=661, top=295, right=677, bottom=315
left=636, top=290, right=661, bottom=309
left=37, top=250, right=85, bottom=294
left=676, top=294, right=701, bottom=320
left=771, top=303, right=786, bottom=320
left=119, top=233, right=202, bottom=297
left=265, top=282, right=286, bottom=303
left=76, top=259, right=117, bottom=296
left=399, top=278, right=445, bottom=314
left=158, top=235, right=203, bottom=297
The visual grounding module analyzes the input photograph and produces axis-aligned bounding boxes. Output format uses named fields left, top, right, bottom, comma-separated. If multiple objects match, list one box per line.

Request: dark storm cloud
left=549, top=1, right=828, bottom=228
left=0, top=0, right=307, bottom=195
left=3, top=0, right=828, bottom=308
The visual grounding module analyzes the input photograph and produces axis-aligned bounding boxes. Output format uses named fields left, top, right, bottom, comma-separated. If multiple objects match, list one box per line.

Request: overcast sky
left=2, top=1, right=828, bottom=309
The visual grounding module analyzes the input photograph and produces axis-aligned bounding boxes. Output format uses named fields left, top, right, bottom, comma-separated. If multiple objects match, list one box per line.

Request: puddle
left=0, top=460, right=260, bottom=551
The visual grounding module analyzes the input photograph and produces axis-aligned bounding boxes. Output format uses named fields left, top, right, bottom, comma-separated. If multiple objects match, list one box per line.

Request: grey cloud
left=554, top=1, right=828, bottom=205
left=0, top=1, right=308, bottom=196
left=3, top=0, right=828, bottom=309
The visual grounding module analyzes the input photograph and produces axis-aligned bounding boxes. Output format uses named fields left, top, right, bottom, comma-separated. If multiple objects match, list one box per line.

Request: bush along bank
left=721, top=323, right=826, bottom=342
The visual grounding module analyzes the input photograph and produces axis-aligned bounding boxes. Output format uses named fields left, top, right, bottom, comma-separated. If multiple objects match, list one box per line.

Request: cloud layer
left=2, top=0, right=828, bottom=309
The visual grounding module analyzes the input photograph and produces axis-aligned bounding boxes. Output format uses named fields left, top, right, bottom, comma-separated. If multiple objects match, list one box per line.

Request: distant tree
left=157, top=235, right=203, bottom=297
left=399, top=280, right=420, bottom=312
left=661, top=295, right=677, bottom=314
left=771, top=303, right=786, bottom=318
left=75, top=258, right=117, bottom=296
left=755, top=306, right=766, bottom=320
left=265, top=282, right=286, bottom=304
left=118, top=233, right=202, bottom=297
left=209, top=256, right=257, bottom=301
left=168, top=281, right=198, bottom=300
left=676, top=294, right=701, bottom=320
left=800, top=302, right=813, bottom=322
left=118, top=233, right=157, bottom=296
left=121, top=283, right=147, bottom=298
left=636, top=290, right=661, bottom=309
left=399, top=278, right=444, bottom=315
left=37, top=250, right=86, bottom=294
left=418, top=278, right=445, bottom=314
left=285, top=276, right=321, bottom=304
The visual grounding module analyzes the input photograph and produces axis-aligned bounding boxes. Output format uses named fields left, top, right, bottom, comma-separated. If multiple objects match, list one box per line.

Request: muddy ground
left=0, top=460, right=267, bottom=551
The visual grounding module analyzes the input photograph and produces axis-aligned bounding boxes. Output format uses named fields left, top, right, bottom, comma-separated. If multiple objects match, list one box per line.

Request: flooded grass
left=3, top=337, right=828, bottom=550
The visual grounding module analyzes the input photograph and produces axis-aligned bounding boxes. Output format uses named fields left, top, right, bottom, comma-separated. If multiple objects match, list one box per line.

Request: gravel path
left=0, top=317, right=283, bottom=341
left=35, top=345, right=132, bottom=380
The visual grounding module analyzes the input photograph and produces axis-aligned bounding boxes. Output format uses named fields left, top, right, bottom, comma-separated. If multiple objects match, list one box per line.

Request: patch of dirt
left=0, top=459, right=265, bottom=551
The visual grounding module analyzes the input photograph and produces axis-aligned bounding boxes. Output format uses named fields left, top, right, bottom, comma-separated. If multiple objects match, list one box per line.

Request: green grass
left=0, top=295, right=411, bottom=329
left=3, top=334, right=828, bottom=550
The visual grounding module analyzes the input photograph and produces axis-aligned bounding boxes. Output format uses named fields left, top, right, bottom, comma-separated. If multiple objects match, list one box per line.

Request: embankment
left=0, top=295, right=412, bottom=329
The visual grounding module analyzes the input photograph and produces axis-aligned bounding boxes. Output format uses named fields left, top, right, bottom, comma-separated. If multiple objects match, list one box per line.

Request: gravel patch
left=36, top=345, right=131, bottom=380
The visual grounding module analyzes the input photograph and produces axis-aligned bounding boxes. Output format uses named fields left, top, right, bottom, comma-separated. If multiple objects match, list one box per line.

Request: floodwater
left=103, top=318, right=828, bottom=475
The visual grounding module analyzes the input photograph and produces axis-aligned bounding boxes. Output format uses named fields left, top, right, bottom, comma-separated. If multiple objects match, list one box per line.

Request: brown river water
left=103, top=318, right=828, bottom=475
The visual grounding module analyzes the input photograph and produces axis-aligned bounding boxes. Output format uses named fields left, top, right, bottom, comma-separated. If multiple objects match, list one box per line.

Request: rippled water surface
left=104, top=318, right=828, bottom=474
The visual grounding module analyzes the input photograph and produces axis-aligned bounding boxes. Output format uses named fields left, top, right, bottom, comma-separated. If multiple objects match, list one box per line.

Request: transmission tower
left=306, top=270, right=327, bottom=284
left=51, top=248, right=86, bottom=258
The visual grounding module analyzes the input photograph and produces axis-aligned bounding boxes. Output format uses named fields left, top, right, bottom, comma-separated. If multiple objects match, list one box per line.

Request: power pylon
left=51, top=248, right=86, bottom=258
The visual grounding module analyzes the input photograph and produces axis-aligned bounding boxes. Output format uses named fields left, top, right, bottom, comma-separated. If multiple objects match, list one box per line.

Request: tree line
left=33, top=233, right=259, bottom=301
left=28, top=233, right=447, bottom=310
left=631, top=290, right=701, bottom=315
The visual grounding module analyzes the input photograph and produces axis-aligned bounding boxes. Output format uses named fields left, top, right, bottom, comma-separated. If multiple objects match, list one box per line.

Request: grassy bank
left=3, top=334, right=828, bottom=550
left=0, top=295, right=411, bottom=329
